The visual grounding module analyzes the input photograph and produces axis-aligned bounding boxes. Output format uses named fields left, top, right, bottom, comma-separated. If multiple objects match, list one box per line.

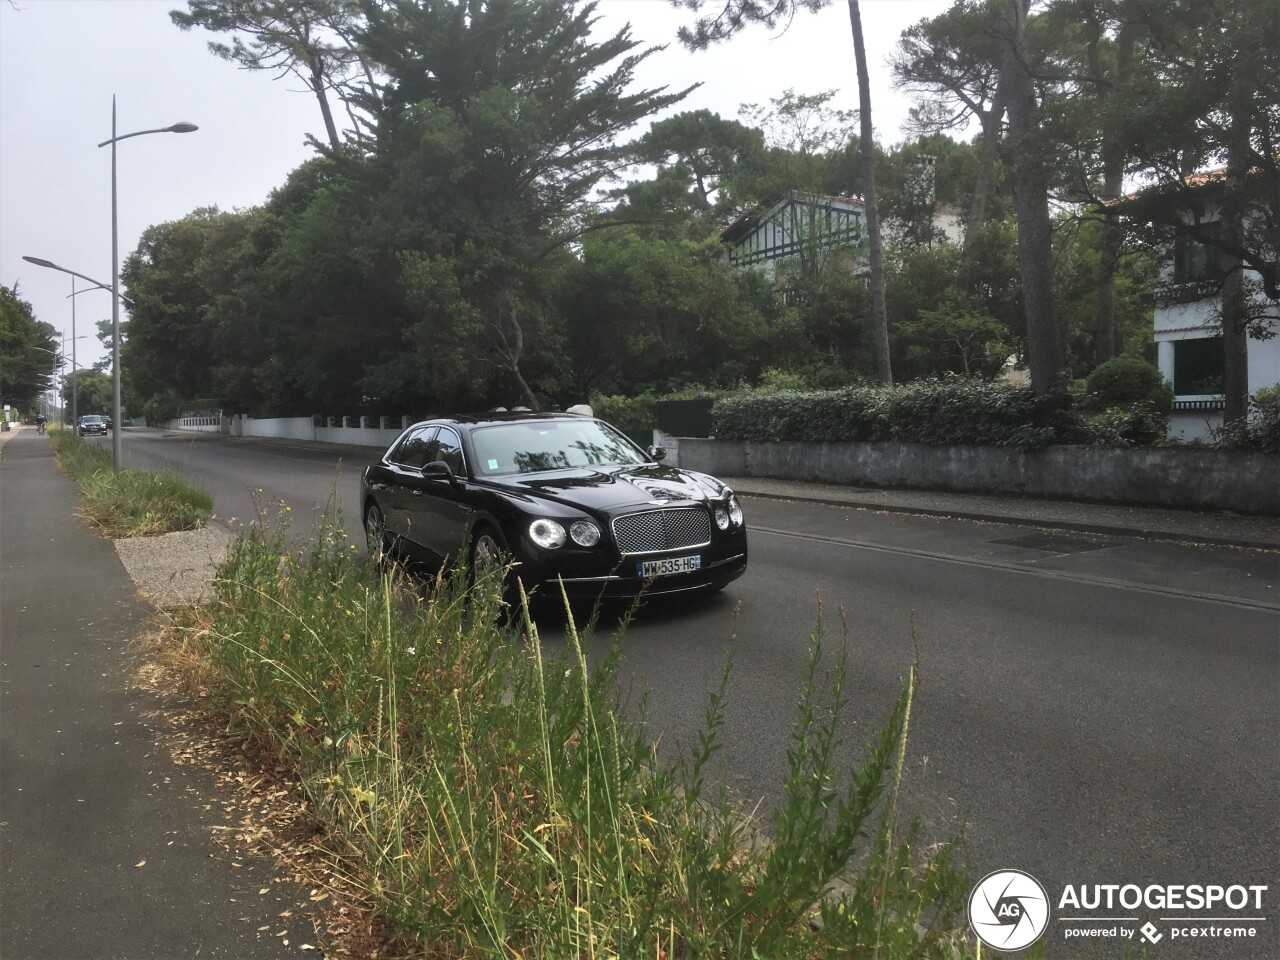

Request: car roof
left=412, top=412, right=592, bottom=430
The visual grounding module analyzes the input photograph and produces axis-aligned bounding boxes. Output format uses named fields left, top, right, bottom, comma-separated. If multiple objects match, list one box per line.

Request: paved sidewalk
left=723, top=475, right=1280, bottom=550
left=0, top=429, right=315, bottom=959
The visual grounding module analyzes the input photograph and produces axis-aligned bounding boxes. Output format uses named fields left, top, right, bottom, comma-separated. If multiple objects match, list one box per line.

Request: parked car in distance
left=78, top=415, right=108, bottom=437
left=360, top=413, right=748, bottom=601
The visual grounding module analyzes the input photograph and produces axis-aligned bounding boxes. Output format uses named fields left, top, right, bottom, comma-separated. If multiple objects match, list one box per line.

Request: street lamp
left=22, top=257, right=132, bottom=427
left=31, top=345, right=61, bottom=420
left=60, top=332, right=89, bottom=427
left=97, top=99, right=197, bottom=470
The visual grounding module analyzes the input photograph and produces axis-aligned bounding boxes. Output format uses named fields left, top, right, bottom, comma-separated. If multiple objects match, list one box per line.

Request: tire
left=470, top=525, right=521, bottom=609
left=365, top=503, right=392, bottom=566
left=470, top=525, right=507, bottom=582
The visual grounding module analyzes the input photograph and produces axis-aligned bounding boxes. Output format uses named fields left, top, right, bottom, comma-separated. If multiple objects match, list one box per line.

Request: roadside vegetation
left=50, top=428, right=212, bottom=537
left=158, top=503, right=985, bottom=958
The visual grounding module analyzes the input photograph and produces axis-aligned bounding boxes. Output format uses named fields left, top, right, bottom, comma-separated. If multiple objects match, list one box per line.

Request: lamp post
left=60, top=333, right=89, bottom=426
left=97, top=100, right=197, bottom=470
left=31, top=345, right=60, bottom=421
left=22, top=257, right=130, bottom=425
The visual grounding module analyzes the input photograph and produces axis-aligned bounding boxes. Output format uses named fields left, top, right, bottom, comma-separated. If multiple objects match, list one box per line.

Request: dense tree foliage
left=0, top=285, right=58, bottom=414
left=128, top=0, right=1274, bottom=425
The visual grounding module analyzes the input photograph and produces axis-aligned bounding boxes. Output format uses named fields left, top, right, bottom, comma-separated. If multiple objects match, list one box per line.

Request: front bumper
left=511, top=531, right=749, bottom=601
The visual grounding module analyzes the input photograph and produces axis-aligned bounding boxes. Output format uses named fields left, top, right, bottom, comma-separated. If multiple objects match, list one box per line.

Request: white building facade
left=1153, top=230, right=1280, bottom=441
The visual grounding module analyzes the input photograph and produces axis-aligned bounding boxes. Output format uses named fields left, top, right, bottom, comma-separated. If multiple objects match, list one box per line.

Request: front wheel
left=365, top=503, right=392, bottom=566
left=470, top=526, right=507, bottom=582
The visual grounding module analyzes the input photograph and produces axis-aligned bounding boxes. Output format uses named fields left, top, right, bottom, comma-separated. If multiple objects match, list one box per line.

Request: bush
left=1213, top=385, right=1280, bottom=453
left=881, top=378, right=1055, bottom=446
left=1083, top=402, right=1171, bottom=446
left=1083, top=355, right=1173, bottom=414
left=715, top=379, right=1060, bottom=447
left=587, top=392, right=658, bottom=428
left=714, top=386, right=889, bottom=443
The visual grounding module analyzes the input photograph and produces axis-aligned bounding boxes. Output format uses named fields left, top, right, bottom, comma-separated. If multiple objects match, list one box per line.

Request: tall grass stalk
left=163, top=501, right=980, bottom=958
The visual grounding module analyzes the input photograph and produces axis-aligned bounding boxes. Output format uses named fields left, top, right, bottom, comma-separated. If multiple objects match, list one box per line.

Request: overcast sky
left=1, top=0, right=949, bottom=375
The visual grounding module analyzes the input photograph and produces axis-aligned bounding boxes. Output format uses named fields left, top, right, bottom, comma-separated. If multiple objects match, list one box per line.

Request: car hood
left=486, top=464, right=731, bottom=514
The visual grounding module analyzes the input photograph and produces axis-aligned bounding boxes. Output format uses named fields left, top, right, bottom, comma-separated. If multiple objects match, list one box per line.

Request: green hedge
left=711, top=387, right=888, bottom=443
left=713, top=379, right=1061, bottom=448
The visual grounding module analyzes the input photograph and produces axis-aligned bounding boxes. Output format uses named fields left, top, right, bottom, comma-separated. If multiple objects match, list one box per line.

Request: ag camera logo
left=969, top=869, right=1050, bottom=951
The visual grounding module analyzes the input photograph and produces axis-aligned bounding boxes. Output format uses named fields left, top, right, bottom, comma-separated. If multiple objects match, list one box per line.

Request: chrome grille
left=612, top=508, right=712, bottom=555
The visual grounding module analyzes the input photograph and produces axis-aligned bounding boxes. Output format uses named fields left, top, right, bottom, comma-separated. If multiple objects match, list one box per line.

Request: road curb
left=735, top=488, right=1280, bottom=552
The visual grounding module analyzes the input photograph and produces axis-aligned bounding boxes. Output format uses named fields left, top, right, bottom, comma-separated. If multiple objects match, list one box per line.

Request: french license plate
left=637, top=555, right=702, bottom=578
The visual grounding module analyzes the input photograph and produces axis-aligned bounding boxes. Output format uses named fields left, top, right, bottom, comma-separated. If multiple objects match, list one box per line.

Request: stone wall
left=675, top=439, right=1279, bottom=515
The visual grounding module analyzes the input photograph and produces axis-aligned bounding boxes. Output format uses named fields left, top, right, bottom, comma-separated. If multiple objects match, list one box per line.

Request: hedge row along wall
left=712, top=382, right=1059, bottom=448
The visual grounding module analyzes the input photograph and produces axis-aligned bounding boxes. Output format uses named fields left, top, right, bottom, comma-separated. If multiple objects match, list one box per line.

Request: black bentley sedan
left=360, top=413, right=747, bottom=599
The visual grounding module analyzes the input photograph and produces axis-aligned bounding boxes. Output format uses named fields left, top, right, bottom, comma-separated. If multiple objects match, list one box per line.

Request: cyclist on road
left=35, top=413, right=47, bottom=436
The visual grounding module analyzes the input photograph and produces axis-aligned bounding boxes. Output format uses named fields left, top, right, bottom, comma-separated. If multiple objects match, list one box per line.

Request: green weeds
left=50, top=429, right=212, bottom=537
left=166, top=502, right=979, bottom=958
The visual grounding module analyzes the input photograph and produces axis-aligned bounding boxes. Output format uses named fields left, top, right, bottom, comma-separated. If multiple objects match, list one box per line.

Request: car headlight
left=529, top=518, right=566, bottom=549
left=569, top=519, right=601, bottom=547
left=728, top=495, right=744, bottom=527
left=713, top=506, right=730, bottom=530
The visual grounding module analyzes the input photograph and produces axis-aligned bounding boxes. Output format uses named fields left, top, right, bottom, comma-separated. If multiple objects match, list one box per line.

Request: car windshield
left=81, top=416, right=104, bottom=424
left=470, top=420, right=648, bottom=476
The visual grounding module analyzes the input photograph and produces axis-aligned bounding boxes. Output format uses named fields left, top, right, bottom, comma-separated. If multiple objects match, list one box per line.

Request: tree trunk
left=504, top=301, right=540, bottom=411
left=1091, top=24, right=1137, bottom=366
left=1221, top=95, right=1253, bottom=425
left=848, top=0, right=892, bottom=386
left=309, top=53, right=342, bottom=153
left=967, top=74, right=1008, bottom=246
left=1003, top=0, right=1062, bottom=404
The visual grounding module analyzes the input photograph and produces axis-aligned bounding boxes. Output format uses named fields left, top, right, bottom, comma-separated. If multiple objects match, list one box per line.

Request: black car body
left=360, top=414, right=747, bottom=600
left=78, top=415, right=108, bottom=436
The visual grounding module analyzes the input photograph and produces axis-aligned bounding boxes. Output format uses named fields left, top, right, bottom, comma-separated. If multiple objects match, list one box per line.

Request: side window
left=389, top=427, right=437, bottom=469
left=434, top=428, right=466, bottom=475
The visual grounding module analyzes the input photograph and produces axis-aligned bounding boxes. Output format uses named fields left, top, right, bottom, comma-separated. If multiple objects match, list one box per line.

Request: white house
left=720, top=192, right=867, bottom=294
left=720, top=160, right=964, bottom=296
left=1140, top=171, right=1280, bottom=441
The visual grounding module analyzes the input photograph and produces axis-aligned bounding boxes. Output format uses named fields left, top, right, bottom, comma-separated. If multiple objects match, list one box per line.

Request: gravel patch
left=114, top=523, right=233, bottom=608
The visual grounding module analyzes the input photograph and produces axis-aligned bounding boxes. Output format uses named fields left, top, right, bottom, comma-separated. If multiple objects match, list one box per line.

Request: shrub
left=715, top=379, right=1060, bottom=447
left=713, top=387, right=889, bottom=443
left=1083, top=355, right=1173, bottom=414
left=881, top=378, right=1054, bottom=446
left=1213, top=385, right=1280, bottom=453
left=587, top=392, right=657, bottom=428
left=1083, top=403, right=1172, bottom=446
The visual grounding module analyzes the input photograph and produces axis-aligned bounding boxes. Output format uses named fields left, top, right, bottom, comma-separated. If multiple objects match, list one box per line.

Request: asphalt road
left=113, top=428, right=1280, bottom=959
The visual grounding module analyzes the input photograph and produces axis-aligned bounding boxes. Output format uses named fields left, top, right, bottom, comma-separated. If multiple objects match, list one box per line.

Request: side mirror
left=647, top=445, right=667, bottom=462
left=420, top=460, right=458, bottom=484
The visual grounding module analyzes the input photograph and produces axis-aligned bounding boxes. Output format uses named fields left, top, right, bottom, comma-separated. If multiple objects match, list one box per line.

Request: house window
left=1171, top=231, right=1219, bottom=285
left=1172, top=336, right=1224, bottom=395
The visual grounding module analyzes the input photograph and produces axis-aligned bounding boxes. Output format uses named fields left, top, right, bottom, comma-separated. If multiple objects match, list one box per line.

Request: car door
left=401, top=426, right=476, bottom=564
left=382, top=426, right=437, bottom=553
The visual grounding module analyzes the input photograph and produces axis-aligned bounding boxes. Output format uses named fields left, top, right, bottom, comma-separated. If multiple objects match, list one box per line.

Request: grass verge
left=158, top=501, right=987, bottom=959
left=50, top=427, right=213, bottom=537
